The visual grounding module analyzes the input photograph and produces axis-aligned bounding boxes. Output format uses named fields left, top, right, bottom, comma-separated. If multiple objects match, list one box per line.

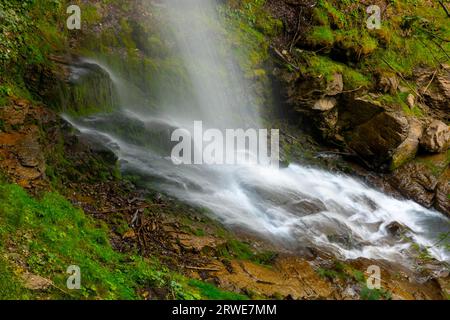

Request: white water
left=66, top=0, right=450, bottom=266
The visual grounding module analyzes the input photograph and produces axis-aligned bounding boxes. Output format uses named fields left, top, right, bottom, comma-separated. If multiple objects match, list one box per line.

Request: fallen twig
left=423, top=69, right=438, bottom=94
left=271, top=46, right=300, bottom=71
left=184, top=266, right=221, bottom=272
left=381, top=57, right=422, bottom=100
left=85, top=204, right=165, bottom=215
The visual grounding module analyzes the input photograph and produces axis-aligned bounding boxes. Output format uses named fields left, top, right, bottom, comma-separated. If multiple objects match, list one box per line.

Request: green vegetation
left=0, top=0, right=68, bottom=105
left=188, top=280, right=248, bottom=300
left=0, top=182, right=240, bottom=300
left=217, top=0, right=283, bottom=113
left=220, top=0, right=282, bottom=81
left=316, top=261, right=392, bottom=300
left=288, top=0, right=450, bottom=112
left=216, top=239, right=276, bottom=266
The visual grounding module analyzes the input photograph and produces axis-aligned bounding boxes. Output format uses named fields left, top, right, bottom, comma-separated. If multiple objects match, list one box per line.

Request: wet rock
left=290, top=198, right=327, bottom=215
left=177, top=234, right=225, bottom=253
left=79, top=135, right=118, bottom=165
left=388, top=153, right=449, bottom=214
left=202, top=256, right=335, bottom=299
left=420, top=120, right=450, bottom=153
left=386, top=221, right=410, bottom=237
left=338, top=95, right=384, bottom=130
left=347, top=112, right=410, bottom=170
left=391, top=118, right=423, bottom=170
left=326, top=234, right=355, bottom=250
left=16, top=136, right=42, bottom=168
left=316, top=107, right=339, bottom=140
left=388, top=162, right=438, bottom=208
left=435, top=170, right=450, bottom=216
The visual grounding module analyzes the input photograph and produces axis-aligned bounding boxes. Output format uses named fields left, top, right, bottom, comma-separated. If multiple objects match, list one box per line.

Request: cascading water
left=65, top=0, right=449, bottom=266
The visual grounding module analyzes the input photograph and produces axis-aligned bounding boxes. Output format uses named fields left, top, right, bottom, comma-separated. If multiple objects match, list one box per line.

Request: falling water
left=65, top=0, right=450, bottom=266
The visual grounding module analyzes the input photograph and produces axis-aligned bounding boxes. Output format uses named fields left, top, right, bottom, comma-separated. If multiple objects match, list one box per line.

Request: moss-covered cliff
left=0, top=0, right=449, bottom=300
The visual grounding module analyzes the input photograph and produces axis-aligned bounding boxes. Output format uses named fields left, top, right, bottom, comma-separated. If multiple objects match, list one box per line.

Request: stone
left=435, top=170, right=450, bottom=216
left=386, top=221, right=410, bottom=237
left=347, top=112, right=410, bottom=170
left=326, top=73, right=343, bottom=96
left=389, top=162, right=438, bottom=208
left=16, top=136, right=42, bottom=168
left=417, top=67, right=450, bottom=122
left=338, top=96, right=384, bottom=129
left=21, top=272, right=53, bottom=290
left=420, top=120, right=450, bottom=153
left=388, top=152, right=449, bottom=214
left=379, top=73, right=400, bottom=94
left=312, top=97, right=337, bottom=111
left=406, top=94, right=415, bottom=109
left=391, top=118, right=423, bottom=170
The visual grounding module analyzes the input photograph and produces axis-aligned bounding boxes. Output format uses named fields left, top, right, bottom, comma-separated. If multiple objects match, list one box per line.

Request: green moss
left=360, top=286, right=392, bottom=300
left=335, top=29, right=378, bottom=58
left=188, top=279, right=248, bottom=300
left=342, top=68, right=371, bottom=90
left=0, top=254, right=31, bottom=299
left=83, top=4, right=102, bottom=25
left=306, top=26, right=335, bottom=48
left=317, top=0, right=348, bottom=29
left=220, top=0, right=281, bottom=78
left=216, top=239, right=276, bottom=266
left=312, top=7, right=330, bottom=26
left=0, top=183, right=238, bottom=300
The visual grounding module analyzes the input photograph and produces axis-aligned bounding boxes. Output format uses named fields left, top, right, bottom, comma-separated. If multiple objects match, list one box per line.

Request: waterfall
left=64, top=0, right=450, bottom=266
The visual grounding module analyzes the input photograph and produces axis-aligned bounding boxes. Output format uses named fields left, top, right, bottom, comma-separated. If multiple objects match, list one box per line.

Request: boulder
left=388, top=162, right=438, bottom=208
left=312, top=97, right=337, bottom=111
left=378, top=73, right=399, bottom=94
left=338, top=95, right=384, bottom=130
left=391, top=118, right=423, bottom=170
left=435, top=170, right=450, bottom=216
left=388, top=154, right=449, bottom=215
left=347, top=112, right=410, bottom=170
left=420, top=120, right=450, bottom=153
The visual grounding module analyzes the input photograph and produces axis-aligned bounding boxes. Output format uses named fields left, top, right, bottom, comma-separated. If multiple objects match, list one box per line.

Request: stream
left=64, top=0, right=450, bottom=267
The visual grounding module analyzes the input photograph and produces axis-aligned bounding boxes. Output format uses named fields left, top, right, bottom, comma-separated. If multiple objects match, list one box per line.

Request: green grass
left=306, top=26, right=335, bottom=48
left=315, top=261, right=392, bottom=300
left=216, top=239, right=276, bottom=266
left=0, top=254, right=31, bottom=299
left=188, top=280, right=248, bottom=300
left=281, top=0, right=450, bottom=119
left=0, top=183, right=240, bottom=300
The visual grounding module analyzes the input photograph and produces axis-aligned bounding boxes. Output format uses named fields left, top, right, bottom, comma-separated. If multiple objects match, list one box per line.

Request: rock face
left=435, top=170, right=450, bottom=215
left=391, top=118, right=423, bottom=170
left=388, top=153, right=450, bottom=215
left=346, top=111, right=411, bottom=170
left=417, top=66, right=450, bottom=122
left=420, top=120, right=450, bottom=153
left=0, top=102, right=49, bottom=189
